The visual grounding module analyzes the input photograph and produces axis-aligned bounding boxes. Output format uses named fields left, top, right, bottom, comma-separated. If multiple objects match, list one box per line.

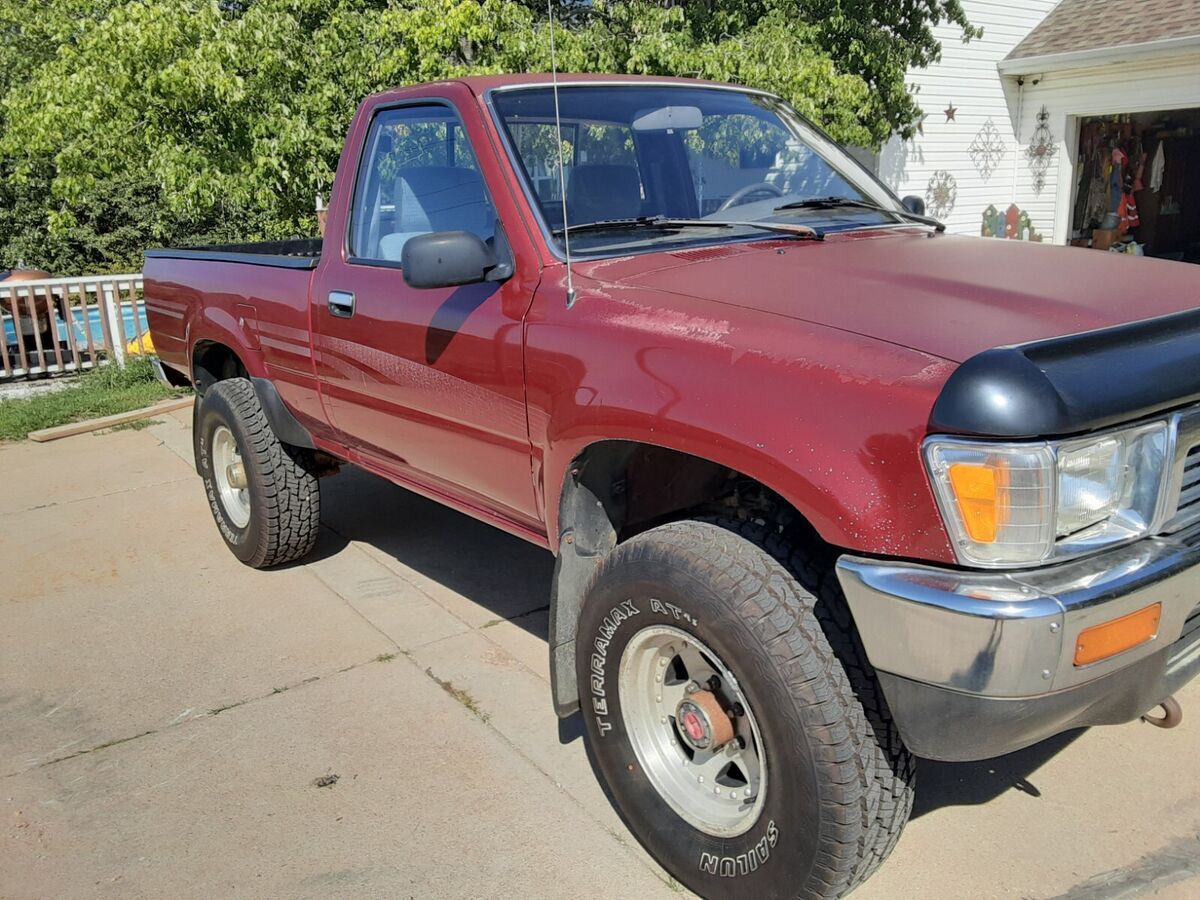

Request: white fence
left=0, top=273, right=147, bottom=380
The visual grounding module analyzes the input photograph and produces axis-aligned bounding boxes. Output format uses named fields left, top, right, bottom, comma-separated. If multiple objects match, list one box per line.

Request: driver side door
left=311, top=99, right=539, bottom=527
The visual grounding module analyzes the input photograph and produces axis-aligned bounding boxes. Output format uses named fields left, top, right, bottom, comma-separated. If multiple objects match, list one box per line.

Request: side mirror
left=401, top=231, right=508, bottom=289
left=901, top=195, right=926, bottom=216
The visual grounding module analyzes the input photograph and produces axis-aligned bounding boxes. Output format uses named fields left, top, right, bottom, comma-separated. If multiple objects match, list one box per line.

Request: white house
left=877, top=0, right=1200, bottom=263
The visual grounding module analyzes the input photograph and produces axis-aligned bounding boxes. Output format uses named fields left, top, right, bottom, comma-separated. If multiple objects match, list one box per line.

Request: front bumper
left=836, top=527, right=1200, bottom=761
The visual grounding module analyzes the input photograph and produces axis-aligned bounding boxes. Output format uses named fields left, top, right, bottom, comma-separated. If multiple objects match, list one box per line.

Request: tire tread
left=203, top=379, right=320, bottom=568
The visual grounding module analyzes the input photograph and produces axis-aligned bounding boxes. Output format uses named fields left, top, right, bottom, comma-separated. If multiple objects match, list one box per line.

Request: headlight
left=925, top=421, right=1171, bottom=567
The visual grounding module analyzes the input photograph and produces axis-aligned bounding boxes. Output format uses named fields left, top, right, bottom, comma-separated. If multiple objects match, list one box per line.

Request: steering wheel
left=717, top=181, right=784, bottom=212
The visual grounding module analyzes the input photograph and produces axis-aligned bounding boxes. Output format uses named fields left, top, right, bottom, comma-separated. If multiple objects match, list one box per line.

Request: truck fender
left=191, top=307, right=268, bottom=381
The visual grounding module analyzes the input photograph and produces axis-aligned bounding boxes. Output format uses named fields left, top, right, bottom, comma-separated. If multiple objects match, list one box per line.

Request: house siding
left=879, top=0, right=1200, bottom=245
left=877, top=1, right=1061, bottom=237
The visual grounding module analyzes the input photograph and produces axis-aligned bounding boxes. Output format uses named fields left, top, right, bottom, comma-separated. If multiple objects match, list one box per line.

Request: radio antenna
left=547, top=0, right=576, bottom=308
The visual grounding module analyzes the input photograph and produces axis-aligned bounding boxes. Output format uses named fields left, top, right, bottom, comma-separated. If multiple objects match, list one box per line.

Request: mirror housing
left=901, top=195, right=927, bottom=216
left=401, top=231, right=508, bottom=289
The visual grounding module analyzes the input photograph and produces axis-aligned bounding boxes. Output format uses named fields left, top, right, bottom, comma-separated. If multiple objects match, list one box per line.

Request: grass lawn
left=0, top=358, right=189, bottom=441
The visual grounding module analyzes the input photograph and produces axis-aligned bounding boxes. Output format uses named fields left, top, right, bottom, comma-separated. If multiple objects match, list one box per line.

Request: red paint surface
left=145, top=75, right=1200, bottom=567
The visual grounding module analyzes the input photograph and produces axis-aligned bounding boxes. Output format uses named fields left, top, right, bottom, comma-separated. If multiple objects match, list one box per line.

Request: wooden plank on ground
left=28, top=396, right=194, bottom=443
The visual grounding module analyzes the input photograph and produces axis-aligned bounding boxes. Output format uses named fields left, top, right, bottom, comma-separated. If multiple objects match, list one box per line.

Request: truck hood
left=575, top=230, right=1200, bottom=363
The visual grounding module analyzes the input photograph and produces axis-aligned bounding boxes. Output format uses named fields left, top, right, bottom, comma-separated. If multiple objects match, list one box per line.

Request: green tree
left=1, top=0, right=976, bottom=272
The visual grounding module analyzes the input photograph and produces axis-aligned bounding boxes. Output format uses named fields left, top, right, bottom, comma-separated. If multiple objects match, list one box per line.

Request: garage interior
left=1070, top=106, right=1200, bottom=263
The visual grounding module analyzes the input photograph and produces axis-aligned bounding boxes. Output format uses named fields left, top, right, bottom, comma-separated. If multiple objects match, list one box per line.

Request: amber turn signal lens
left=1074, top=603, right=1162, bottom=666
left=947, top=462, right=1003, bottom=543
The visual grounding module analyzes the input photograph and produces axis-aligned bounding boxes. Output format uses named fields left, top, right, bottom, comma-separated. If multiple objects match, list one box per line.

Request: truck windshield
left=491, top=84, right=904, bottom=256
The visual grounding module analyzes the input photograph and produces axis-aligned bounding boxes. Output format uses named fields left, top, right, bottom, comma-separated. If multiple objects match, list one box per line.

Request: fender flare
left=191, top=376, right=316, bottom=476
left=549, top=464, right=621, bottom=716
left=250, top=377, right=315, bottom=450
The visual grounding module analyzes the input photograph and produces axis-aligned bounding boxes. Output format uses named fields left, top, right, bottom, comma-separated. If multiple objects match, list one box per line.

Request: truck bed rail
left=145, top=238, right=322, bottom=270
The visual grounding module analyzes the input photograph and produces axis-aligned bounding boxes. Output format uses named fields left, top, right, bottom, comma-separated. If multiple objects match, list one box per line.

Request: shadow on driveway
left=316, top=464, right=555, bottom=640
left=913, top=729, right=1084, bottom=818
left=308, top=463, right=1089, bottom=811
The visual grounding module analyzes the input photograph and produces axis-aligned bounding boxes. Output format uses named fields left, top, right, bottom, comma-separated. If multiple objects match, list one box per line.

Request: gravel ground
left=0, top=375, right=79, bottom=402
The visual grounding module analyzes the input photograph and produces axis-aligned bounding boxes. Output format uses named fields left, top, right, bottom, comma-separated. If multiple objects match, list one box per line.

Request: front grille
left=1164, top=438, right=1200, bottom=534
left=1176, top=445, right=1200, bottom=521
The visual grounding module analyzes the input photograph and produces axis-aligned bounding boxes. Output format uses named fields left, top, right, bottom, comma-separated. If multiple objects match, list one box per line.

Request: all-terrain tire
left=715, top=516, right=916, bottom=892
left=575, top=519, right=914, bottom=900
left=195, top=378, right=320, bottom=568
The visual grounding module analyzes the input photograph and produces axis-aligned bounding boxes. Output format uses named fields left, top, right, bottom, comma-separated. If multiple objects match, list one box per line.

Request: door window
left=349, top=105, right=496, bottom=263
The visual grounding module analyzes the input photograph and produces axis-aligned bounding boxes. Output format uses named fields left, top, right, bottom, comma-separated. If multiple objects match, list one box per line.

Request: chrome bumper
left=837, top=529, right=1200, bottom=759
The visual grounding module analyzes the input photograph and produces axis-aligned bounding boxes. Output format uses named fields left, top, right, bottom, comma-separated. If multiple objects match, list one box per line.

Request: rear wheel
left=195, top=378, right=320, bottom=568
left=575, top=519, right=913, bottom=900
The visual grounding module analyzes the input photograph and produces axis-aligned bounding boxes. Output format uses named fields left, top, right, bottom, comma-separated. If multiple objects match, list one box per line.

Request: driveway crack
left=3, top=652, right=397, bottom=779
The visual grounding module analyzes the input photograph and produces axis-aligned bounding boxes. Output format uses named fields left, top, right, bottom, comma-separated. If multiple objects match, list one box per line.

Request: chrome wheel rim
left=618, top=624, right=767, bottom=837
left=212, top=425, right=251, bottom=529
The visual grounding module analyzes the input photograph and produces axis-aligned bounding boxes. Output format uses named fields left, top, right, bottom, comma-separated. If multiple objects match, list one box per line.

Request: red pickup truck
left=145, top=74, right=1200, bottom=899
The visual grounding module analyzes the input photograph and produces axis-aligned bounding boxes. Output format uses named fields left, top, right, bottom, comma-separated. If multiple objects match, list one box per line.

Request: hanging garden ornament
left=1025, top=106, right=1056, bottom=195
left=943, top=103, right=957, bottom=123
left=925, top=170, right=957, bottom=218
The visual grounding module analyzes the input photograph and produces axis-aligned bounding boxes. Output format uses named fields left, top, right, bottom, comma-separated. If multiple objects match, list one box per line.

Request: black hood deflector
left=930, top=307, right=1200, bottom=438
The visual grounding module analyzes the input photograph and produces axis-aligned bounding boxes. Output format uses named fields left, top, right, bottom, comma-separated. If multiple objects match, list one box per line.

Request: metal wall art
left=968, top=118, right=1006, bottom=181
left=1025, top=106, right=1055, bottom=195
left=925, top=170, right=957, bottom=218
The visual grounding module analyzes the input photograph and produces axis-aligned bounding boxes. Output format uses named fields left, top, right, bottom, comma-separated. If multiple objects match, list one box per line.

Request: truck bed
left=145, top=238, right=322, bottom=270
left=143, top=238, right=322, bottom=402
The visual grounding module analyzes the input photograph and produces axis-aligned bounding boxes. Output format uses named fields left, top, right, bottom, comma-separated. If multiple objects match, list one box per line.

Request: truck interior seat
left=567, top=164, right=642, bottom=225
left=379, top=166, right=493, bottom=261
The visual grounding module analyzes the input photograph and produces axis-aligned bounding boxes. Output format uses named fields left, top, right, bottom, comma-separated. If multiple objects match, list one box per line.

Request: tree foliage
left=0, top=0, right=976, bottom=272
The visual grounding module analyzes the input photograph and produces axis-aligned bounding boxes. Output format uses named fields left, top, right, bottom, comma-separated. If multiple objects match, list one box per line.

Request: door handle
left=328, top=290, right=355, bottom=318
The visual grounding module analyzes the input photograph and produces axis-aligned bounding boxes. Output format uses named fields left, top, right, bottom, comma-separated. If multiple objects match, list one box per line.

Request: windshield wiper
left=554, top=215, right=822, bottom=240
left=774, top=196, right=945, bottom=232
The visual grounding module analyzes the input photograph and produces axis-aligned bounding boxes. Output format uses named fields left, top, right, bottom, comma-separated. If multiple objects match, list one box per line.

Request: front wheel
left=576, top=520, right=913, bottom=900
left=195, top=378, right=320, bottom=568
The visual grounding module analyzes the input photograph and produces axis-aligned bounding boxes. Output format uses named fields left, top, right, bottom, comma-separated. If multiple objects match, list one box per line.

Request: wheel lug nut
left=731, top=702, right=745, bottom=717
left=707, top=675, right=721, bottom=691
left=744, top=788, right=752, bottom=797
left=713, top=787, right=720, bottom=795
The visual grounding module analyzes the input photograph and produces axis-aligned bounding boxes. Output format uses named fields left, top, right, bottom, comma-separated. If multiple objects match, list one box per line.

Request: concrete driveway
left=2, top=405, right=1198, bottom=899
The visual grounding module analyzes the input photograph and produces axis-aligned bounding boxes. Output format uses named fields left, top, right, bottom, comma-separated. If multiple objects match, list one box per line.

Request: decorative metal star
left=944, top=103, right=957, bottom=123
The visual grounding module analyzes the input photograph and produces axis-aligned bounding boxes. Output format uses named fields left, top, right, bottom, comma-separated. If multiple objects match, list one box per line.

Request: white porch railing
left=0, top=273, right=147, bottom=380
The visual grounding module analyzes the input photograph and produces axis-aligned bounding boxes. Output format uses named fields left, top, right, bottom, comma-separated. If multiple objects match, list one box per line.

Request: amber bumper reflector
left=1074, top=603, right=1162, bottom=666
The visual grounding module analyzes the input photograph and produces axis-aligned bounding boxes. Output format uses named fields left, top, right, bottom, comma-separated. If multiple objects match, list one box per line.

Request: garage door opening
left=1069, top=107, right=1200, bottom=264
